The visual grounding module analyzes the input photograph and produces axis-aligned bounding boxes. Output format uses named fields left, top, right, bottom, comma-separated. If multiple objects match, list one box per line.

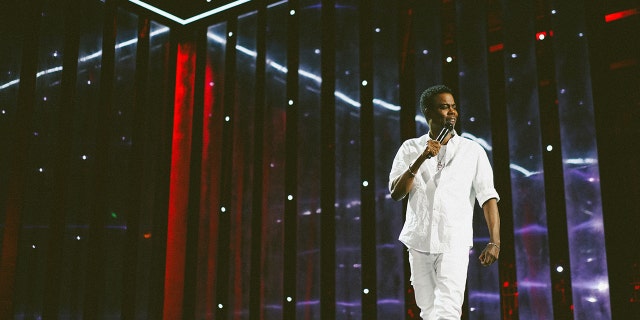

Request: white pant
left=408, top=247, right=470, bottom=320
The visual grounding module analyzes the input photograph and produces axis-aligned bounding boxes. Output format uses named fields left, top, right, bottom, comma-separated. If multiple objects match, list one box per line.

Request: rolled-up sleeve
left=389, top=139, right=422, bottom=192
left=473, top=146, right=500, bottom=206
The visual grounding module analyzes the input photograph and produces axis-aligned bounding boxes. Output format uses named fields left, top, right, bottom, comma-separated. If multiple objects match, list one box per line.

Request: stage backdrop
left=0, top=0, right=638, bottom=319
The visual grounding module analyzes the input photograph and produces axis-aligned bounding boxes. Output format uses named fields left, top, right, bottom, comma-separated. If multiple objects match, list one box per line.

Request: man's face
left=427, top=92, right=458, bottom=129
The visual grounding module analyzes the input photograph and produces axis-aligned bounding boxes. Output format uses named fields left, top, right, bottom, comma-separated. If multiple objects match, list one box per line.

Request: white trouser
left=408, top=247, right=469, bottom=320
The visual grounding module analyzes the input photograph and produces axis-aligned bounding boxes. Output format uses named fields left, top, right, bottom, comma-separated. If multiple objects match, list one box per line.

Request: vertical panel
left=121, top=15, right=150, bottom=320
left=585, top=1, right=640, bottom=318
left=0, top=0, right=24, bottom=253
left=140, top=21, right=172, bottom=320
left=57, top=1, right=105, bottom=318
left=334, top=1, right=362, bottom=319
left=182, top=28, right=207, bottom=320
left=358, top=0, right=377, bottom=318
left=297, top=0, right=322, bottom=318
left=415, top=0, right=443, bottom=133
left=82, top=0, right=117, bottom=315
left=263, top=2, right=288, bottom=318
left=455, top=1, right=501, bottom=319
left=163, top=40, right=195, bottom=320
left=372, top=1, right=404, bottom=319
left=501, top=1, right=554, bottom=318
left=98, top=7, right=139, bottom=318
left=485, top=2, right=519, bottom=318
left=216, top=17, right=238, bottom=320
left=0, top=0, right=30, bottom=317
left=551, top=2, right=611, bottom=319
left=397, top=2, right=419, bottom=318
left=12, top=0, right=65, bottom=316
left=532, top=2, right=574, bottom=318
left=284, top=1, right=299, bottom=318
left=41, top=0, right=81, bottom=318
left=229, top=10, right=258, bottom=319
left=320, top=0, right=337, bottom=318
left=197, top=22, right=226, bottom=320
left=250, top=2, right=267, bottom=319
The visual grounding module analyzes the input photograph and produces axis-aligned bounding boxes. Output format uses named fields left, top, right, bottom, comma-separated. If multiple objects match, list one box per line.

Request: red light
left=605, top=8, right=639, bottom=23
left=503, top=281, right=509, bottom=287
left=489, top=43, right=504, bottom=53
left=536, top=31, right=547, bottom=40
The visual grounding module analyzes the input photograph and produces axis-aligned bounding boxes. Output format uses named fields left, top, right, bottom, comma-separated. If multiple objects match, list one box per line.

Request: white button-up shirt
left=388, top=133, right=499, bottom=253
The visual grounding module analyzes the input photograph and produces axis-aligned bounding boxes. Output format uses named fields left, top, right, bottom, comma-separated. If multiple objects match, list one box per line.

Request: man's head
left=419, top=85, right=459, bottom=133
left=420, top=85, right=454, bottom=120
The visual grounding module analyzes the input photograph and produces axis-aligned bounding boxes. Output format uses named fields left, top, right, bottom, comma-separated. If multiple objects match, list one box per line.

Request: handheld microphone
left=426, top=121, right=454, bottom=159
left=434, top=121, right=454, bottom=143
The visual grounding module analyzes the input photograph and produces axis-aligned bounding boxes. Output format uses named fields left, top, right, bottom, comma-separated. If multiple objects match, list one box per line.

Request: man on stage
left=389, top=85, right=501, bottom=319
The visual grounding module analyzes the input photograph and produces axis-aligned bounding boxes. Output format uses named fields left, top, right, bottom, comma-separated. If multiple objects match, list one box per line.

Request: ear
left=423, top=106, right=432, bottom=121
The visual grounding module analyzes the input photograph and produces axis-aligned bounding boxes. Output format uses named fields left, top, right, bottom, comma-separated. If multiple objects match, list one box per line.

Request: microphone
left=434, top=121, right=454, bottom=143
left=426, top=121, right=454, bottom=159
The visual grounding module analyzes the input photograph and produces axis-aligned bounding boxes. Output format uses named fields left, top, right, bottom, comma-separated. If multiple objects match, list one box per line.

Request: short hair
left=419, top=85, right=454, bottom=119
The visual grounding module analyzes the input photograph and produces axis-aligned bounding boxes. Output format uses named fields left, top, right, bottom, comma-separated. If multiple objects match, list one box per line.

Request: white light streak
left=510, top=163, right=540, bottom=177
left=128, top=0, right=252, bottom=25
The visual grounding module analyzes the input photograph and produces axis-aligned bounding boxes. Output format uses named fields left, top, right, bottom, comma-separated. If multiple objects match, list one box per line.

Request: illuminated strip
left=0, top=79, right=19, bottom=90
left=2, top=27, right=171, bottom=89
left=604, top=8, right=639, bottom=23
left=129, top=0, right=253, bottom=25
left=206, top=31, right=402, bottom=112
left=460, top=132, right=493, bottom=151
left=509, top=163, right=540, bottom=177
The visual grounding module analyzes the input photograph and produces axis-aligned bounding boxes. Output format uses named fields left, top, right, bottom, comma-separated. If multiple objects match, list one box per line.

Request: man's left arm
left=479, top=198, right=500, bottom=266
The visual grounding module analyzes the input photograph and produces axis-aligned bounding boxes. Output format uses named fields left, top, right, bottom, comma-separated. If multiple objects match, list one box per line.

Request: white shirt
left=388, top=133, right=499, bottom=253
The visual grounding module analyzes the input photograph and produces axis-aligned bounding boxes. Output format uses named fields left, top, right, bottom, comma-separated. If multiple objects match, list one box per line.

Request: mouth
left=445, top=117, right=456, bottom=125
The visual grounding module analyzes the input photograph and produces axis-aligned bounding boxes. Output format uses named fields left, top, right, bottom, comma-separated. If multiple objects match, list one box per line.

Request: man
left=388, top=85, right=501, bottom=319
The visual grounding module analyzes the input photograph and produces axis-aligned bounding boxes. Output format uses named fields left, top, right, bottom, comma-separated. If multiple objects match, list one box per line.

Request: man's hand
left=422, top=140, right=441, bottom=158
left=479, top=242, right=500, bottom=266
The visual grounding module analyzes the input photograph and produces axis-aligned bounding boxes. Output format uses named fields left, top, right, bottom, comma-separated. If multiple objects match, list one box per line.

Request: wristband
left=408, top=164, right=416, bottom=176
